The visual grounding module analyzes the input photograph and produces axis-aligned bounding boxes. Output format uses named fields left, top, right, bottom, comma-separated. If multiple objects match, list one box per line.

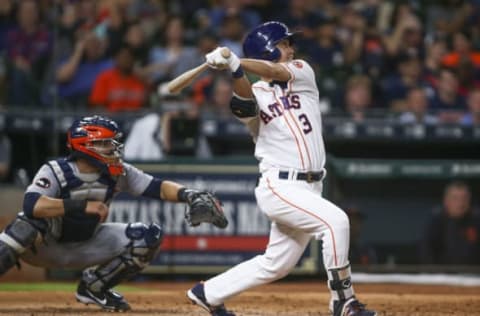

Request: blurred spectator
left=55, top=33, right=112, bottom=109
left=201, top=75, right=233, bottom=119
left=343, top=74, right=373, bottom=122
left=424, top=39, right=448, bottom=87
left=124, top=0, right=166, bottom=37
left=0, top=0, right=15, bottom=52
left=0, top=132, right=10, bottom=182
left=124, top=22, right=149, bottom=67
left=101, top=1, right=129, bottom=58
left=419, top=181, right=480, bottom=265
left=124, top=112, right=169, bottom=161
left=218, top=13, right=245, bottom=57
left=460, top=88, right=480, bottom=125
left=6, top=0, right=52, bottom=106
left=340, top=6, right=385, bottom=79
left=337, top=5, right=366, bottom=65
left=275, top=0, right=319, bottom=52
left=382, top=4, right=424, bottom=62
left=205, top=0, right=261, bottom=32
left=89, top=43, right=147, bottom=112
left=56, top=1, right=82, bottom=55
left=75, top=0, right=98, bottom=29
left=456, top=57, right=480, bottom=96
left=398, top=87, right=438, bottom=125
left=426, top=0, right=473, bottom=38
left=148, top=16, right=200, bottom=84
left=343, top=204, right=377, bottom=265
left=308, top=17, right=344, bottom=71
left=430, top=67, right=467, bottom=123
left=381, top=53, right=424, bottom=109
left=442, top=30, right=480, bottom=69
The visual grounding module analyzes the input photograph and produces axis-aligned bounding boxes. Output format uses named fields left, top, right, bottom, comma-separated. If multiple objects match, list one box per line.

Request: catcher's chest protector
left=46, top=158, right=118, bottom=242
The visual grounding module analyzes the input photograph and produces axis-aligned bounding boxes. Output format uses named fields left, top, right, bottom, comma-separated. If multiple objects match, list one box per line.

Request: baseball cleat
left=76, top=281, right=131, bottom=312
left=332, top=297, right=377, bottom=316
left=187, top=282, right=236, bottom=316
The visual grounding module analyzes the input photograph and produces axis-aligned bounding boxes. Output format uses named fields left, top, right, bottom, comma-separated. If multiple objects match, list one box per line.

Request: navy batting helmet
left=243, top=21, right=297, bottom=61
left=67, top=115, right=124, bottom=176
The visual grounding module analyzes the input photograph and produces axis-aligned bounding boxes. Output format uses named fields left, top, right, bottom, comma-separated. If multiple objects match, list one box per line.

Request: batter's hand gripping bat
left=165, top=47, right=231, bottom=94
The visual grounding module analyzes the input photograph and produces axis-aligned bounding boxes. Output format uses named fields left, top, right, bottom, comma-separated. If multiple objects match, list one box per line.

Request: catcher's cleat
left=76, top=281, right=131, bottom=312
left=332, top=297, right=377, bottom=316
left=187, top=282, right=236, bottom=316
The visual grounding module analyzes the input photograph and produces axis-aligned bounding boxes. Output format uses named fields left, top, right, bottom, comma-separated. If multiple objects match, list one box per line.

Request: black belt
left=278, top=170, right=324, bottom=183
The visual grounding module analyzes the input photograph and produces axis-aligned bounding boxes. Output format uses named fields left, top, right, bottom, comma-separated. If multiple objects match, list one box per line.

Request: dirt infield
left=0, top=282, right=479, bottom=316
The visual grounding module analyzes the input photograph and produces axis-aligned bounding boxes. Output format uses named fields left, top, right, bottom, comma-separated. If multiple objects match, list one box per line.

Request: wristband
left=232, top=66, right=244, bottom=79
left=177, top=188, right=188, bottom=202
left=63, top=199, right=87, bottom=217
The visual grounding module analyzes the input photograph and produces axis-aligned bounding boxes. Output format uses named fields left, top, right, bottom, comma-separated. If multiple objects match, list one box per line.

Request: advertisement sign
left=108, top=162, right=319, bottom=274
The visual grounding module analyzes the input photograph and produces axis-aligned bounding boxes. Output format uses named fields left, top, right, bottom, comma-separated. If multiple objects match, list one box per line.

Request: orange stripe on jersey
left=253, top=85, right=306, bottom=169
left=281, top=108, right=306, bottom=169
left=266, top=178, right=338, bottom=266
left=271, top=90, right=306, bottom=169
left=280, top=62, right=312, bottom=168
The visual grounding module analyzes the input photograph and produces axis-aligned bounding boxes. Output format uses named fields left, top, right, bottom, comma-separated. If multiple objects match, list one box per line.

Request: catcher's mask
left=67, top=115, right=124, bottom=176
left=243, top=21, right=299, bottom=61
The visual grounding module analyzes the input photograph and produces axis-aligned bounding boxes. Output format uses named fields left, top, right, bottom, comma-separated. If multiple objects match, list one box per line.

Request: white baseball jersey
left=252, top=59, right=326, bottom=172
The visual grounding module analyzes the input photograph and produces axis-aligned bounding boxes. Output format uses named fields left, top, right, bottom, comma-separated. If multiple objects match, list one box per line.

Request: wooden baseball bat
left=166, top=47, right=231, bottom=94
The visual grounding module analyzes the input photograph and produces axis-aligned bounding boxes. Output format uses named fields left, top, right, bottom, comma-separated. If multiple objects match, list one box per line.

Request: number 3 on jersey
left=298, top=113, right=312, bottom=134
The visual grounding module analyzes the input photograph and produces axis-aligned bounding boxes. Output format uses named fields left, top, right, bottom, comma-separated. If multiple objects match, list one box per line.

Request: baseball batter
left=187, top=22, right=377, bottom=316
left=0, top=115, right=227, bottom=312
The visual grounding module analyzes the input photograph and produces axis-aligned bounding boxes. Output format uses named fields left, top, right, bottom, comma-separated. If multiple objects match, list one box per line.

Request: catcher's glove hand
left=184, top=190, right=228, bottom=229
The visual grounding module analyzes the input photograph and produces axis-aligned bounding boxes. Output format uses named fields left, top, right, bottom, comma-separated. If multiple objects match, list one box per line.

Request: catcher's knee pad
left=125, top=222, right=163, bottom=263
left=0, top=216, right=44, bottom=275
left=81, top=223, right=163, bottom=292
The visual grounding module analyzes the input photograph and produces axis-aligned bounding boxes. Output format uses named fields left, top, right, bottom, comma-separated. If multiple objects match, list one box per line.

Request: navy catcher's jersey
left=25, top=158, right=153, bottom=241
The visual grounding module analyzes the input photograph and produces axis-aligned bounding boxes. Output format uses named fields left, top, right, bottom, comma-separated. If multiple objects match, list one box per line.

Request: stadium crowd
left=0, top=0, right=479, bottom=125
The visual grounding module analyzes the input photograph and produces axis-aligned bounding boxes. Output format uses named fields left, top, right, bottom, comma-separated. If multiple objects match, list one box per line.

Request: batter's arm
left=240, top=59, right=291, bottom=82
left=232, top=75, right=253, bottom=99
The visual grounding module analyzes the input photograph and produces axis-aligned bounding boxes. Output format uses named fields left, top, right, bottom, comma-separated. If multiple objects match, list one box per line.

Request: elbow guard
left=23, top=192, right=41, bottom=219
left=230, top=95, right=258, bottom=118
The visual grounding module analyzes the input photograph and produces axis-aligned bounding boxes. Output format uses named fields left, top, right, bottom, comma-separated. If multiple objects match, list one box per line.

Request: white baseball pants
left=204, top=168, right=351, bottom=305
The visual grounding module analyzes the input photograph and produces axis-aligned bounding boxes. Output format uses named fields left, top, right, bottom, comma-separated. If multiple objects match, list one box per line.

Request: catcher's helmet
left=243, top=21, right=297, bottom=61
left=67, top=115, right=124, bottom=176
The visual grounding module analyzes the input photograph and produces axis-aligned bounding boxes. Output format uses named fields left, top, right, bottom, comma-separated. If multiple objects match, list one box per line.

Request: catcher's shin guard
left=81, top=223, right=163, bottom=292
left=0, top=216, right=45, bottom=275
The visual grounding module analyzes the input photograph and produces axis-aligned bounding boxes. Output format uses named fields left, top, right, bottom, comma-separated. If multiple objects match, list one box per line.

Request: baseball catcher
left=0, top=115, right=226, bottom=312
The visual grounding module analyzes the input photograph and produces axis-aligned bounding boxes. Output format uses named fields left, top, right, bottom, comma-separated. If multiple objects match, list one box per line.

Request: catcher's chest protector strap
left=47, top=159, right=118, bottom=243
left=47, top=159, right=117, bottom=202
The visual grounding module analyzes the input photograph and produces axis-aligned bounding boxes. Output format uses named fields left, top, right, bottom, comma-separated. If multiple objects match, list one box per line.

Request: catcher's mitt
left=184, top=190, right=228, bottom=229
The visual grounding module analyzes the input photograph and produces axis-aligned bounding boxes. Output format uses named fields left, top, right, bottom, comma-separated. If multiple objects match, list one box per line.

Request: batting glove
left=225, top=50, right=241, bottom=73
left=205, top=47, right=228, bottom=69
